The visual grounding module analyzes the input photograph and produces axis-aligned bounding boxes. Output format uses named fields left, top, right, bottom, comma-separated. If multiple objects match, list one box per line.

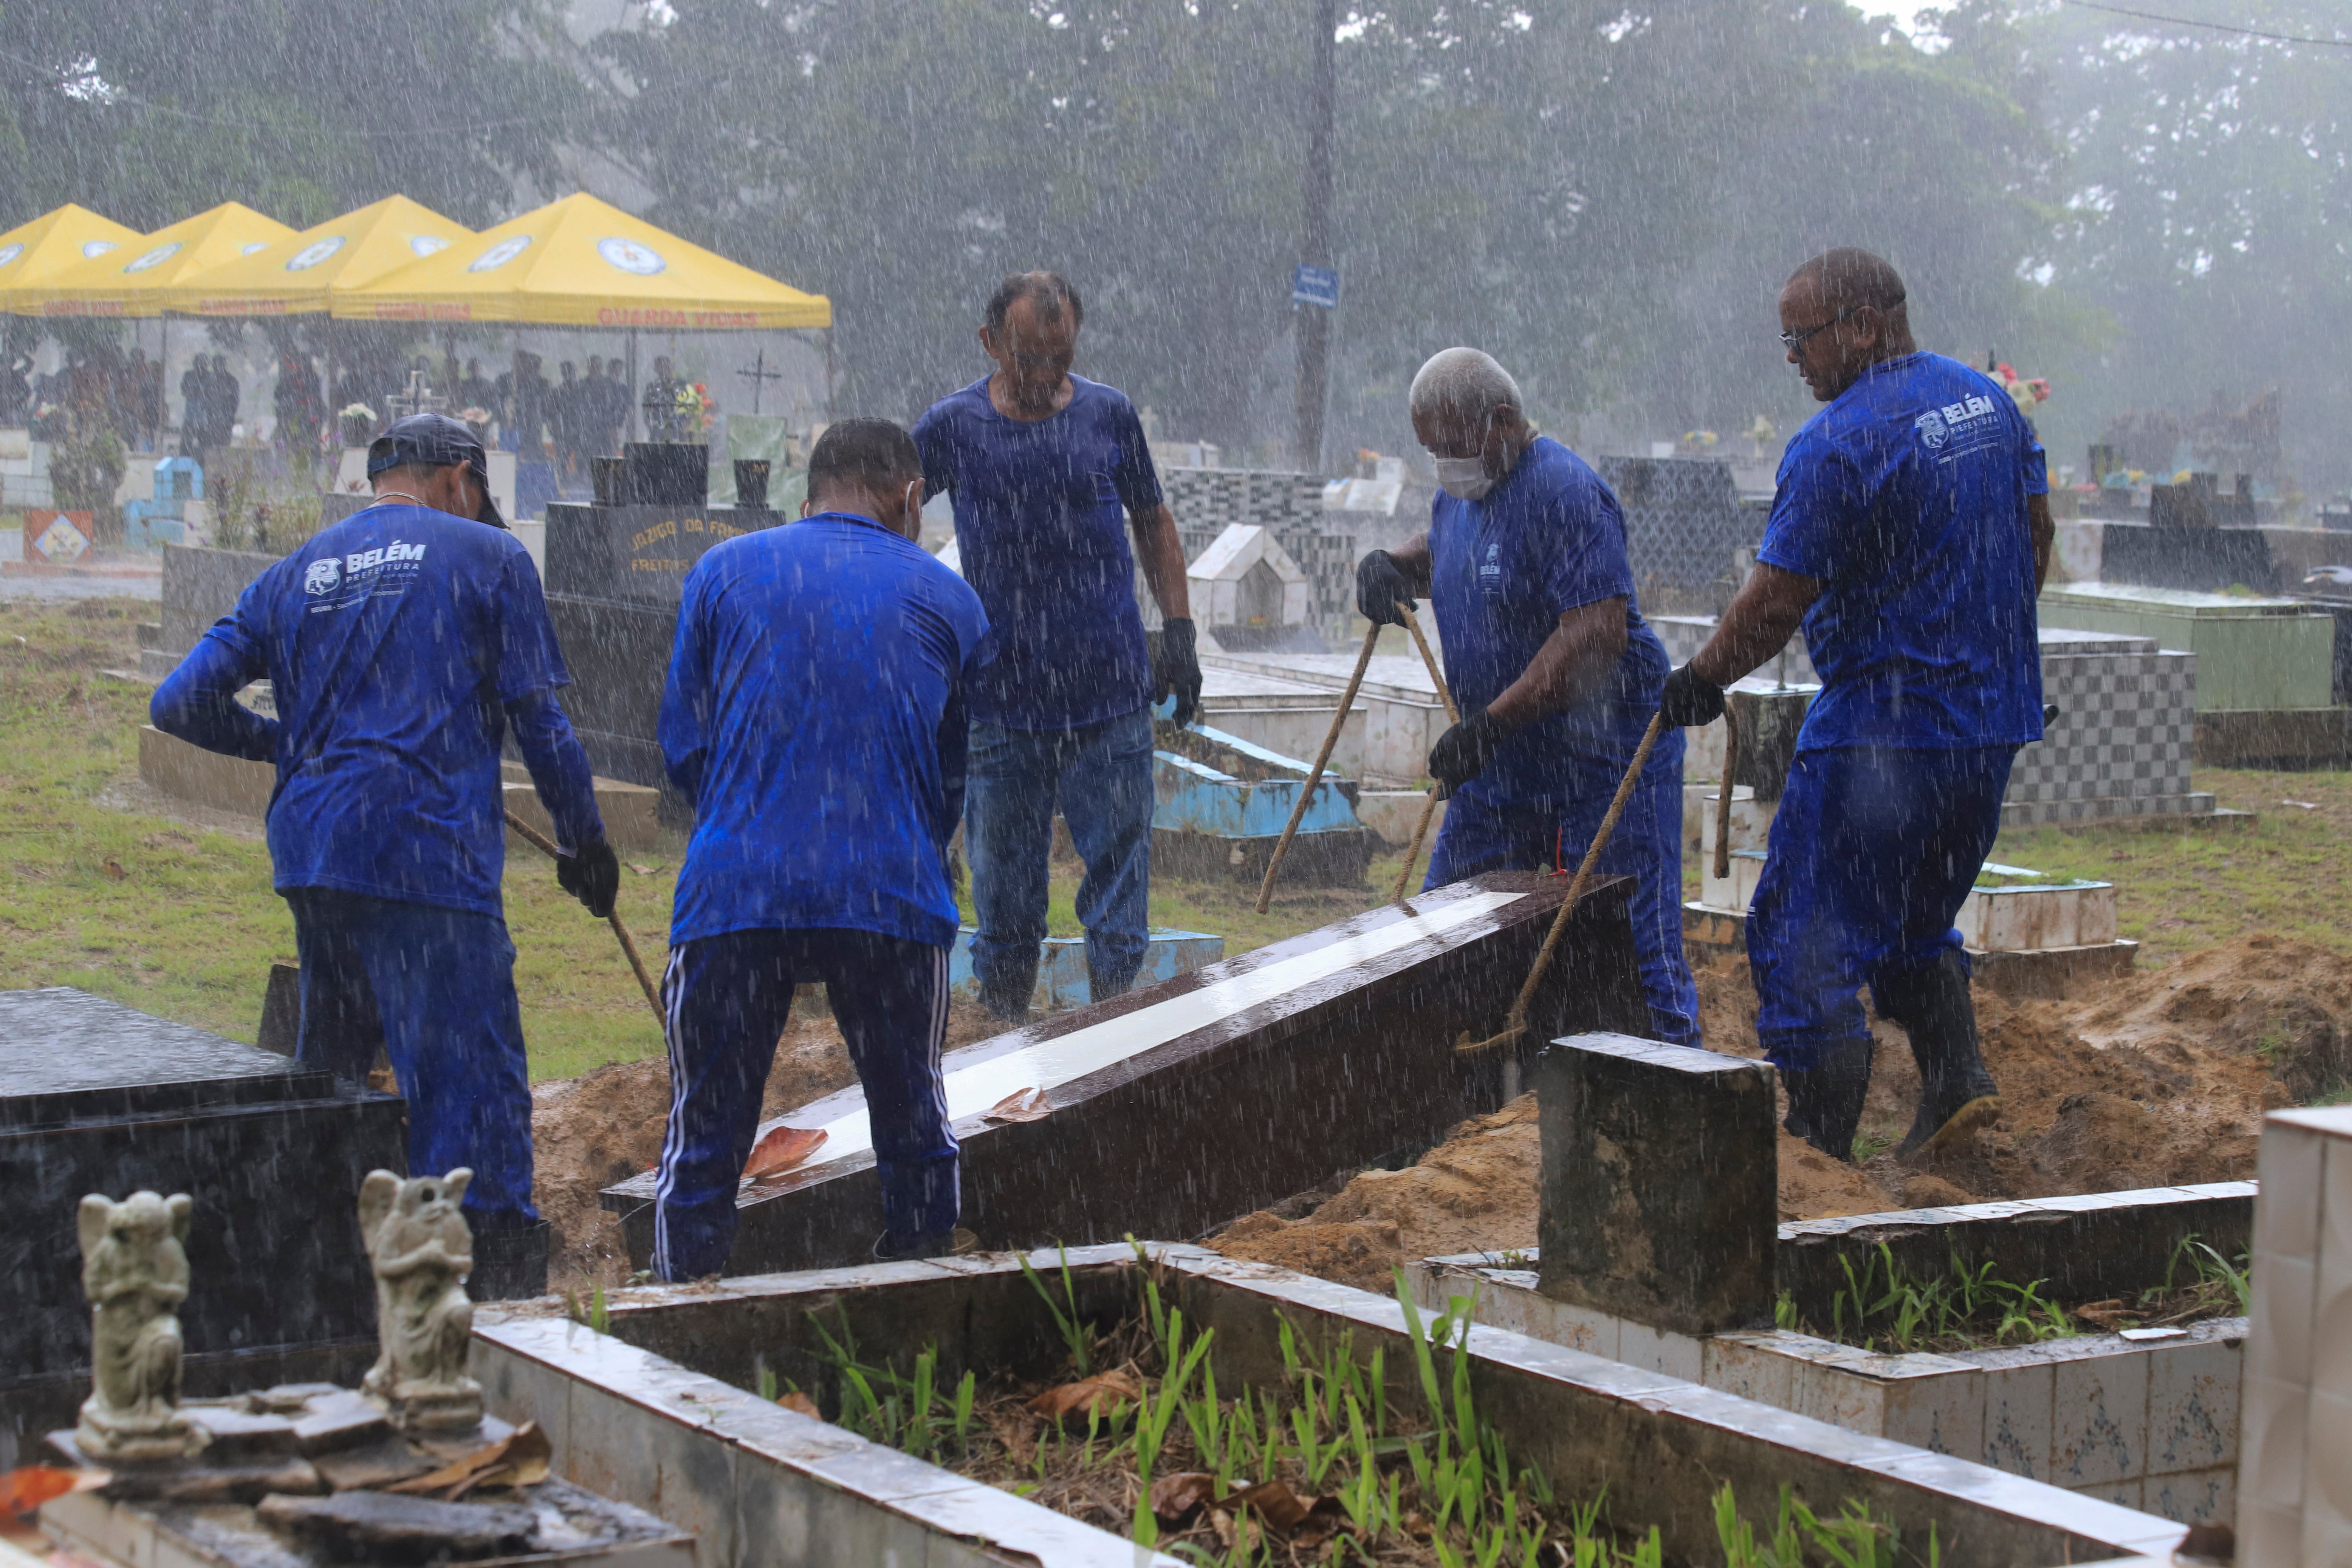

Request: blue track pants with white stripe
left=653, top=927, right=957, bottom=1281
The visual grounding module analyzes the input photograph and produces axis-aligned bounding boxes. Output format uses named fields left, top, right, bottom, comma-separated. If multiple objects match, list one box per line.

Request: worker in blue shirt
left=912, top=271, right=1201, bottom=1023
left=1357, top=348, right=1700, bottom=1048
left=150, top=413, right=616, bottom=1299
left=654, top=419, right=991, bottom=1275
left=1661, top=249, right=2053, bottom=1165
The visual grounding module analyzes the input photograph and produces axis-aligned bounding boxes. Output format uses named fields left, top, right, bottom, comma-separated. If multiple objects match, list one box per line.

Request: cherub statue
left=358, top=1169, right=483, bottom=1432
left=76, top=1190, right=209, bottom=1463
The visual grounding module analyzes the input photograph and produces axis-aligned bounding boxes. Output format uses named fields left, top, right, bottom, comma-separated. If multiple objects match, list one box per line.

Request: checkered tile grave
left=1167, top=468, right=1353, bottom=638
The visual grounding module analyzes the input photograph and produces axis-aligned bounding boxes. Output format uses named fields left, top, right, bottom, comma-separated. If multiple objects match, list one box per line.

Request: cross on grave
left=384, top=369, right=446, bottom=423
left=735, top=348, right=783, bottom=416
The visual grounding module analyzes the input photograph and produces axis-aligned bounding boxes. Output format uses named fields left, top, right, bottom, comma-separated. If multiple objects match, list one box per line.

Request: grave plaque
left=542, top=492, right=784, bottom=794
left=0, top=989, right=403, bottom=1421
left=603, top=871, right=1654, bottom=1274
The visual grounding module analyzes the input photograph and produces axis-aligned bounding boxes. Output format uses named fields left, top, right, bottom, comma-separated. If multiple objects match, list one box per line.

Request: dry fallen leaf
left=1208, top=1508, right=1259, bottom=1554
left=385, top=1421, right=551, bottom=1498
left=1026, top=1366, right=1144, bottom=1419
left=3, top=1466, right=109, bottom=1543
left=743, top=1123, right=828, bottom=1182
left=984, top=1087, right=1053, bottom=1124
left=101, top=856, right=126, bottom=881
left=1215, top=1477, right=1342, bottom=1538
left=1150, top=1470, right=1217, bottom=1524
left=777, top=1391, right=821, bottom=1419
left=2072, top=1299, right=2135, bottom=1331
left=627, top=861, right=664, bottom=876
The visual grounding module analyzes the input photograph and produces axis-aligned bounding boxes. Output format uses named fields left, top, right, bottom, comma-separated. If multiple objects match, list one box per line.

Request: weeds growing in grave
left=564, top=1282, right=610, bottom=1334
left=748, top=1244, right=1919, bottom=1565
left=1797, top=1235, right=2251, bottom=1353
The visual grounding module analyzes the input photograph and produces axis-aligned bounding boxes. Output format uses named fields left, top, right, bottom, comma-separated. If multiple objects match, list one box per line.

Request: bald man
left=1358, top=348, right=1699, bottom=1048
left=1658, top=248, right=2053, bottom=1166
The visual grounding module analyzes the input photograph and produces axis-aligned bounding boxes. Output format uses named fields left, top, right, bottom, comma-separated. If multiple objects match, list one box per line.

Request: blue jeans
left=653, top=927, right=955, bottom=1281
left=284, top=888, right=537, bottom=1220
left=966, top=706, right=1155, bottom=1000
left=1748, top=745, right=2017, bottom=1072
left=1425, top=728, right=1700, bottom=1048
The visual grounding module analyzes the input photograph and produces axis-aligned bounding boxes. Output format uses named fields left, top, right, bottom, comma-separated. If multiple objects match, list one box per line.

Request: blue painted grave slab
left=946, top=927, right=1224, bottom=1014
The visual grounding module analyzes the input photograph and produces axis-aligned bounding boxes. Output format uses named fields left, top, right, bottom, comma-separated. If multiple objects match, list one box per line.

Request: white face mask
left=1433, top=456, right=1495, bottom=501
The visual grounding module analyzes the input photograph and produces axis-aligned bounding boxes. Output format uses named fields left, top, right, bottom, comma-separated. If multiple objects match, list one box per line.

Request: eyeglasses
left=1779, top=305, right=1858, bottom=353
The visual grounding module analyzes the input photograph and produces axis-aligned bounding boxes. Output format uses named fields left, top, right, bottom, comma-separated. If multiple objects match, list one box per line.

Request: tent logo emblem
left=240, top=242, right=270, bottom=255
left=1914, top=409, right=1948, bottom=450
left=598, top=238, right=666, bottom=276
left=286, top=236, right=346, bottom=272
left=410, top=236, right=450, bottom=257
left=125, top=241, right=182, bottom=274
left=81, top=240, right=118, bottom=258
left=468, top=235, right=533, bottom=274
left=0, top=244, right=20, bottom=269
left=304, top=558, right=341, bottom=596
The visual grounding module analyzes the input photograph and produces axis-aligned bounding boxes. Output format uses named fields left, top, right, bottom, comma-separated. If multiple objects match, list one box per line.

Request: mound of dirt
left=1215, top=937, right=2323, bottom=1290
left=532, top=995, right=1003, bottom=1292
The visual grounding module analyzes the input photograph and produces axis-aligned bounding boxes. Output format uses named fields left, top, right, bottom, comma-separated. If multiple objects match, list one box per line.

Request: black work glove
left=1355, top=549, right=1416, bottom=627
left=556, top=839, right=621, bottom=919
left=1658, top=664, right=1727, bottom=729
left=1428, top=708, right=1513, bottom=797
left=1149, top=617, right=1203, bottom=728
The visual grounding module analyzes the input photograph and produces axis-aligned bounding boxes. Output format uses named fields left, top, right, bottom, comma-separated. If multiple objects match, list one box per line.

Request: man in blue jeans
left=913, top=271, right=1202, bottom=1022
left=655, top=419, right=990, bottom=1272
left=1661, top=248, right=2054, bottom=1164
left=150, top=412, right=615, bottom=1299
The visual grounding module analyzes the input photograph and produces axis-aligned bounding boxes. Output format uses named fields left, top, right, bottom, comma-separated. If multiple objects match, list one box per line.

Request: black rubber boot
left=1778, top=1036, right=1874, bottom=1162
left=979, top=958, right=1039, bottom=1025
left=468, top=1220, right=551, bottom=1301
left=1879, top=949, right=2001, bottom=1161
left=873, top=1227, right=980, bottom=1263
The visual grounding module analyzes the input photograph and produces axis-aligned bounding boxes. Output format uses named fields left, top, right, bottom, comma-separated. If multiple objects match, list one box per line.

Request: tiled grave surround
left=473, top=1243, right=2185, bottom=1568
left=2237, top=1105, right=2352, bottom=1566
left=1148, top=722, right=1375, bottom=885
left=1593, top=456, right=1765, bottom=597
left=1698, top=854, right=2121, bottom=955
left=602, top=873, right=1651, bottom=1274
left=1199, top=648, right=1447, bottom=784
left=1415, top=1182, right=2254, bottom=1527
left=1657, top=619, right=2217, bottom=828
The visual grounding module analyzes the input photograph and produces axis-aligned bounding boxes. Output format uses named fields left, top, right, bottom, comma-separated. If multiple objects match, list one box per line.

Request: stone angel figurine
left=76, top=1190, right=209, bottom=1463
left=359, top=1168, right=483, bottom=1432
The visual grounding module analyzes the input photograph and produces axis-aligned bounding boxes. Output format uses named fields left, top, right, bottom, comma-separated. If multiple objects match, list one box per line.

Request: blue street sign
left=1291, top=264, right=1340, bottom=309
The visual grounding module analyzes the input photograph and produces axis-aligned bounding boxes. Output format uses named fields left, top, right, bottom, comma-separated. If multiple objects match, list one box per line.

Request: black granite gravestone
left=604, top=871, right=1653, bottom=1274
left=540, top=443, right=785, bottom=796
left=1535, top=1032, right=1778, bottom=1336
left=0, top=989, right=403, bottom=1450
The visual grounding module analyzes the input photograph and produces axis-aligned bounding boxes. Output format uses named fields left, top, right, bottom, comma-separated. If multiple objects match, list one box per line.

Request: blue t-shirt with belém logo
left=660, top=513, right=992, bottom=950
left=911, top=374, right=1162, bottom=731
left=1759, top=351, right=2047, bottom=751
left=1428, top=436, right=1674, bottom=809
left=156, top=503, right=575, bottom=916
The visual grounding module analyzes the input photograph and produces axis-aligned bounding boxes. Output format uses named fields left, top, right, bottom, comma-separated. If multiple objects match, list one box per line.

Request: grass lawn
left=9, top=593, right=2344, bottom=1081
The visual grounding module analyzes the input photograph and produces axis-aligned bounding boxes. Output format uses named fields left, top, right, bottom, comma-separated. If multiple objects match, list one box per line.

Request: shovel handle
left=504, top=810, right=664, bottom=1023
left=1255, top=617, right=1383, bottom=913
left=1714, top=703, right=1740, bottom=883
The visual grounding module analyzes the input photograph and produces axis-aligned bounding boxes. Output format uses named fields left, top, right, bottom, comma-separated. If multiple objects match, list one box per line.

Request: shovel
left=1389, top=602, right=1461, bottom=902
left=1254, top=615, right=1387, bottom=913
left=1455, top=710, right=1666, bottom=1058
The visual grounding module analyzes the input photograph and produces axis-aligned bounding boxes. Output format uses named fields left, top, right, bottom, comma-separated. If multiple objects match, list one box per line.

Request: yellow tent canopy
left=157, top=195, right=472, bottom=317
left=0, top=205, right=145, bottom=314
left=334, top=192, right=830, bottom=330
left=17, top=202, right=294, bottom=317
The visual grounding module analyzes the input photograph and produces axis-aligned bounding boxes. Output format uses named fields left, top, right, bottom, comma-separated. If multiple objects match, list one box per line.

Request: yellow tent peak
left=19, top=202, right=294, bottom=318
left=157, top=195, right=474, bottom=316
left=0, top=205, right=146, bottom=314
left=337, top=191, right=829, bottom=330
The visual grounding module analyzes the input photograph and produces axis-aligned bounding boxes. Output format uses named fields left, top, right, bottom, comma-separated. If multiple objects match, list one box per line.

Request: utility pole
left=1293, top=0, right=1335, bottom=476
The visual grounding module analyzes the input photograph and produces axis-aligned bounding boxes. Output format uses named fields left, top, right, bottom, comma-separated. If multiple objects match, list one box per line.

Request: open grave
left=0, top=987, right=404, bottom=1466
left=599, top=871, right=1652, bottom=1275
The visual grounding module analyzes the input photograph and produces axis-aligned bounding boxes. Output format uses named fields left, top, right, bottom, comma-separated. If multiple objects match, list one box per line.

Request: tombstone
left=602, top=871, right=1653, bottom=1274
left=1534, top=1032, right=1778, bottom=1336
left=541, top=442, right=786, bottom=796
left=0, top=989, right=403, bottom=1457
left=1187, top=523, right=1310, bottom=651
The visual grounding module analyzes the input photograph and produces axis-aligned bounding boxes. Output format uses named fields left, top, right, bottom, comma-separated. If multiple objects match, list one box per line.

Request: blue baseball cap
left=367, top=412, right=505, bottom=529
